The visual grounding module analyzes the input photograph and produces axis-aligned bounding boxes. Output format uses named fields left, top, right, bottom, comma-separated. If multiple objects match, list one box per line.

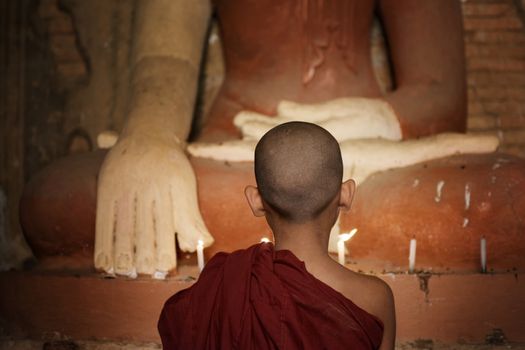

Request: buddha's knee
left=19, top=152, right=272, bottom=270
left=20, top=150, right=106, bottom=270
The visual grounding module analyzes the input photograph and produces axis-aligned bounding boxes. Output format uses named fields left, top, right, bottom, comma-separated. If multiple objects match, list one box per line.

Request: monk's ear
left=244, top=186, right=266, bottom=217
left=339, top=179, right=356, bottom=212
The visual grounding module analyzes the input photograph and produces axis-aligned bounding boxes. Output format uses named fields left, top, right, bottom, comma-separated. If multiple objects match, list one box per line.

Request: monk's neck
left=273, top=224, right=331, bottom=264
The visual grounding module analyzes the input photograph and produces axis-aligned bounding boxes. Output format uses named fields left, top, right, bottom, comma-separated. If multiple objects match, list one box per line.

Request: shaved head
left=254, top=122, right=343, bottom=223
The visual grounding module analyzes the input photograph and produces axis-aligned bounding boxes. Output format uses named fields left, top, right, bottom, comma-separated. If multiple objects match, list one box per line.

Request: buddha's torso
left=202, top=0, right=382, bottom=140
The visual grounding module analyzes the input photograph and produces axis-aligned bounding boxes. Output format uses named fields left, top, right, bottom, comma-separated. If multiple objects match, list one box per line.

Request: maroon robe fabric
left=158, top=243, right=384, bottom=349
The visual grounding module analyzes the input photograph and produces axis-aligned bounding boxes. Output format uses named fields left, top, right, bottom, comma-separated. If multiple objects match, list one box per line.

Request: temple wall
left=462, top=0, right=525, bottom=157
left=0, top=0, right=32, bottom=269
left=24, top=0, right=132, bottom=176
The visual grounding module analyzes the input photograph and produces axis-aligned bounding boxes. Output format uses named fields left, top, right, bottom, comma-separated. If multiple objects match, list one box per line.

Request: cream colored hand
left=234, top=98, right=402, bottom=142
left=188, top=97, right=402, bottom=161
left=188, top=97, right=499, bottom=184
left=94, top=133, right=213, bottom=277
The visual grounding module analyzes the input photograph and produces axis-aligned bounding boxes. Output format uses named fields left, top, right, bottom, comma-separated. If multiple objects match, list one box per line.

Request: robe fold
left=158, top=243, right=383, bottom=349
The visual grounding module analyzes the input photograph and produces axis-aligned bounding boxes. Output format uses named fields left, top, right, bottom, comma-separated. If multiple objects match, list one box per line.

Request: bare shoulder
left=344, top=271, right=394, bottom=317
left=367, top=275, right=394, bottom=322
left=317, top=265, right=396, bottom=349
left=342, top=271, right=396, bottom=349
left=363, top=273, right=393, bottom=303
left=310, top=262, right=395, bottom=329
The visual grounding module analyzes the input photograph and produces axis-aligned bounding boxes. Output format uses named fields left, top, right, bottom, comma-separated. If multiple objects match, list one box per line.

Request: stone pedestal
left=20, top=152, right=525, bottom=273
left=1, top=269, right=524, bottom=344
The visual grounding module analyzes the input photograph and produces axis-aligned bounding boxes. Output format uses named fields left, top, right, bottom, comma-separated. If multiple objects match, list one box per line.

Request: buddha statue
left=18, top=0, right=525, bottom=276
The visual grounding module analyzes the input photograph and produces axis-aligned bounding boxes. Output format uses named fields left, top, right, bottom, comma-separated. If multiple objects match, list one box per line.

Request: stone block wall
left=462, top=0, right=525, bottom=157
left=38, top=0, right=88, bottom=85
left=22, top=0, right=133, bottom=177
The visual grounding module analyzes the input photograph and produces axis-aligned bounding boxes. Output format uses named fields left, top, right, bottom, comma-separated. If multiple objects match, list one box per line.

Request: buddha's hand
left=187, top=97, right=402, bottom=161
left=234, top=97, right=403, bottom=142
left=94, top=133, right=213, bottom=277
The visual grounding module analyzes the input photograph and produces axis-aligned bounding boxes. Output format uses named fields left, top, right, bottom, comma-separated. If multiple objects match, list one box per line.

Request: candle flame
left=260, top=237, right=271, bottom=243
left=197, top=239, right=204, bottom=248
left=338, top=228, right=357, bottom=242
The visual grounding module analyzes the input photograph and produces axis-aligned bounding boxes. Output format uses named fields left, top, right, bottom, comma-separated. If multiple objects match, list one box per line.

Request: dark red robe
left=158, top=243, right=384, bottom=349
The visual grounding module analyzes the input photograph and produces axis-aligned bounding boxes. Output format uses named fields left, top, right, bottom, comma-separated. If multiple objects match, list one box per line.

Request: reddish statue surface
left=20, top=0, right=525, bottom=274
left=204, top=0, right=466, bottom=140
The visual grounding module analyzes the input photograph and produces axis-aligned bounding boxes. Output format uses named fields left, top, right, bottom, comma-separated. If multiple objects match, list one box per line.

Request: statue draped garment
left=158, top=243, right=384, bottom=349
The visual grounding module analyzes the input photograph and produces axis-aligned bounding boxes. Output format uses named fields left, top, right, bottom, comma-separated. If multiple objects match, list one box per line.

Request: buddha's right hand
left=94, top=133, right=213, bottom=277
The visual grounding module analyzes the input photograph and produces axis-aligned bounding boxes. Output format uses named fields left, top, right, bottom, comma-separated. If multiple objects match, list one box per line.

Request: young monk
left=158, top=121, right=396, bottom=349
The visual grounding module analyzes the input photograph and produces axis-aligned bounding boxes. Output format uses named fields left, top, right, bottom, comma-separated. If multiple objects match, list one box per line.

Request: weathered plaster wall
left=24, top=0, right=132, bottom=178
left=462, top=0, right=525, bottom=157
left=0, top=0, right=33, bottom=269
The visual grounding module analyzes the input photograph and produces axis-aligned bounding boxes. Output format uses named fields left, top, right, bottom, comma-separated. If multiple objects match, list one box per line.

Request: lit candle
left=337, top=229, right=357, bottom=265
left=480, top=236, right=487, bottom=273
left=337, top=239, right=345, bottom=265
left=260, top=237, right=271, bottom=243
left=409, top=236, right=417, bottom=273
left=197, top=239, right=205, bottom=272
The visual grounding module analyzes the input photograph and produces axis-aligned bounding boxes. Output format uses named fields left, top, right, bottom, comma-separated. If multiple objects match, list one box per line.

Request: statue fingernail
left=116, top=254, right=131, bottom=269
left=95, top=253, right=109, bottom=269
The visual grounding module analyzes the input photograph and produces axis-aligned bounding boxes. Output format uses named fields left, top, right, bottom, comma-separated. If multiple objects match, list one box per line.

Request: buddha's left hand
left=187, top=98, right=499, bottom=185
left=187, top=97, right=402, bottom=161
left=233, top=97, right=403, bottom=142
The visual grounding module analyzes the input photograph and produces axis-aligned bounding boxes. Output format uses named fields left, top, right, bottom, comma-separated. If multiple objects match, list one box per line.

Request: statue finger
left=276, top=100, right=330, bottom=121
left=187, top=140, right=256, bottom=162
left=153, top=189, right=177, bottom=272
left=319, top=118, right=364, bottom=142
left=233, top=110, right=275, bottom=129
left=135, top=194, right=156, bottom=275
left=113, top=193, right=136, bottom=276
left=170, top=172, right=213, bottom=252
left=238, top=121, right=274, bottom=140
left=175, top=209, right=214, bottom=252
left=94, top=190, right=117, bottom=273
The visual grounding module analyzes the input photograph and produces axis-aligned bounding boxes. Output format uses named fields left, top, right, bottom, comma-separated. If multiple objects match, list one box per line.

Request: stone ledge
left=1, top=339, right=525, bottom=350
left=1, top=271, right=524, bottom=344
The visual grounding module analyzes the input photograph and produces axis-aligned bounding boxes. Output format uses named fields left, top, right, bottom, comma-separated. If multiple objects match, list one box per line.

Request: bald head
left=254, top=122, right=343, bottom=223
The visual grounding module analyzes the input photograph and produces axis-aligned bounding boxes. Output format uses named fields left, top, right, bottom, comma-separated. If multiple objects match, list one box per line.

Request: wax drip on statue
left=302, top=0, right=356, bottom=84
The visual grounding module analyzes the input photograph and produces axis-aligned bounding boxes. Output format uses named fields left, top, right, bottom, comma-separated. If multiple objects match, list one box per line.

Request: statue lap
left=20, top=151, right=525, bottom=272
